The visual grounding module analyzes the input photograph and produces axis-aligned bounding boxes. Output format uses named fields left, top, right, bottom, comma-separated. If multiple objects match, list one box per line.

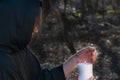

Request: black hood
left=0, top=0, right=41, bottom=53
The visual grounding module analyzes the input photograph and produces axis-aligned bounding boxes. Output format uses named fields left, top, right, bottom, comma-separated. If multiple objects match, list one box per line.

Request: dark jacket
left=0, top=0, right=66, bottom=80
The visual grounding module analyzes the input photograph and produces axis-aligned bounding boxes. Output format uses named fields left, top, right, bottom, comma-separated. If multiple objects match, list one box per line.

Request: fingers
left=74, top=75, right=78, bottom=80
left=69, top=76, right=94, bottom=80
left=92, top=51, right=97, bottom=64
left=86, top=47, right=97, bottom=64
left=69, top=75, right=78, bottom=80
left=78, top=47, right=96, bottom=55
left=89, top=76, right=94, bottom=80
left=75, top=47, right=97, bottom=64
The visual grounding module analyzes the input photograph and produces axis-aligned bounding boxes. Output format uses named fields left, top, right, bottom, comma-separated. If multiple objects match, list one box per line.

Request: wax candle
left=78, top=63, right=93, bottom=80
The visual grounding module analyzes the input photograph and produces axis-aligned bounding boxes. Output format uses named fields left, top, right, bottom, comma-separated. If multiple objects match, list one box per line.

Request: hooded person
left=0, top=0, right=97, bottom=80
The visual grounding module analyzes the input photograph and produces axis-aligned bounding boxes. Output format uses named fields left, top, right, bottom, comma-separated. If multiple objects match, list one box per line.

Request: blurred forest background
left=29, top=0, right=120, bottom=80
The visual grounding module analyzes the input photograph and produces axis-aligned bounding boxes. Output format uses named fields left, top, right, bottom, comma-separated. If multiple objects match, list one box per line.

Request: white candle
left=78, top=63, right=93, bottom=80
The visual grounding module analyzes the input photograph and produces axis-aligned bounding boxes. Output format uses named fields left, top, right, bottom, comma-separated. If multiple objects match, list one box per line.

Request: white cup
left=78, top=63, right=93, bottom=80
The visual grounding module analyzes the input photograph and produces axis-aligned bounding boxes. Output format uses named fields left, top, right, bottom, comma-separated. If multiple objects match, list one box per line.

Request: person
left=0, top=0, right=97, bottom=80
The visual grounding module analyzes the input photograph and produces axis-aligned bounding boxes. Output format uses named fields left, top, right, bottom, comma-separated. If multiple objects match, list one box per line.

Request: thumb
left=91, top=49, right=97, bottom=64
left=89, top=76, right=94, bottom=80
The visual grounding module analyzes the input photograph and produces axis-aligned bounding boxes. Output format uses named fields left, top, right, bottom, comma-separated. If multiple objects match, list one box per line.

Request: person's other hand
left=69, top=75, right=94, bottom=80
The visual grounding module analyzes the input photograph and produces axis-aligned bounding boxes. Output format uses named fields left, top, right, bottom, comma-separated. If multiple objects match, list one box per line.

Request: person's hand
left=74, top=47, right=97, bottom=64
left=63, top=47, right=97, bottom=78
left=69, top=75, right=94, bottom=80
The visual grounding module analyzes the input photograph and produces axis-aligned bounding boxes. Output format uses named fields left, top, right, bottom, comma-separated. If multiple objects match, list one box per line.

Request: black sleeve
left=39, top=65, right=66, bottom=80
left=0, top=68, right=17, bottom=80
left=0, top=72, right=14, bottom=80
